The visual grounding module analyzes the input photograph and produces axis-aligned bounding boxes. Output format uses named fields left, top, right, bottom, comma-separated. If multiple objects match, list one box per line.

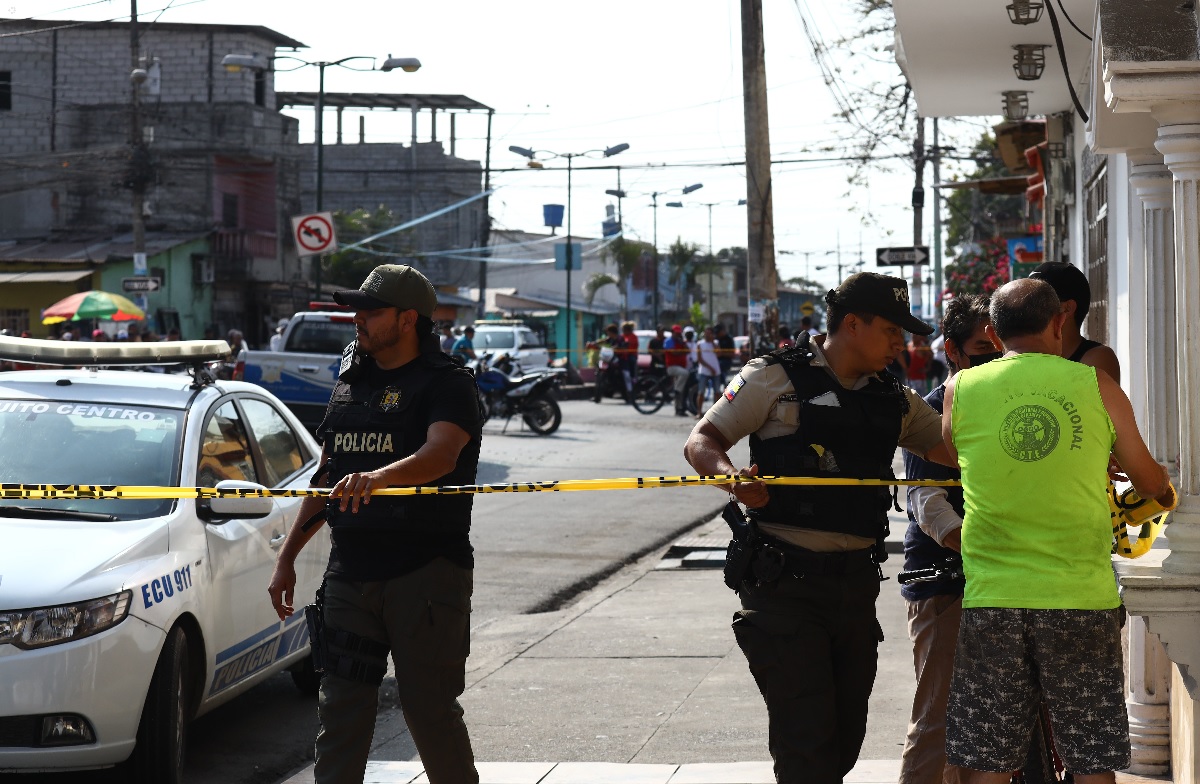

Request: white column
left=1124, top=150, right=1175, bottom=774
left=1129, top=151, right=1179, bottom=476
left=1155, top=105, right=1200, bottom=576
left=1127, top=613, right=1173, bottom=773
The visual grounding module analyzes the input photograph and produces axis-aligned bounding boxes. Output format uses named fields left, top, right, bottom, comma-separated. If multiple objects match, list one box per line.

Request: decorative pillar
left=1155, top=106, right=1200, bottom=577
left=1126, top=611, right=1173, bottom=773
left=1124, top=150, right=1175, bottom=774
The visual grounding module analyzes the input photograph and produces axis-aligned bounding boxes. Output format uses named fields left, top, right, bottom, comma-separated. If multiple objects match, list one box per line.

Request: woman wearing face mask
left=897, top=293, right=1001, bottom=784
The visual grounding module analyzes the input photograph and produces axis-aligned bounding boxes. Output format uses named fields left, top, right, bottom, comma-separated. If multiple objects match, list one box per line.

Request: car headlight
left=0, top=591, right=131, bottom=650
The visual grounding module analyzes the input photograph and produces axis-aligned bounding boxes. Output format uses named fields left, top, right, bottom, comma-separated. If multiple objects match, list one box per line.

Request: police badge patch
left=378, top=387, right=403, bottom=412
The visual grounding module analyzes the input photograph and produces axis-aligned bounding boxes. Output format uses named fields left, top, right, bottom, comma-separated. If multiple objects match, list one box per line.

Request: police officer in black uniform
left=268, top=264, right=481, bottom=784
left=684, top=273, right=952, bottom=784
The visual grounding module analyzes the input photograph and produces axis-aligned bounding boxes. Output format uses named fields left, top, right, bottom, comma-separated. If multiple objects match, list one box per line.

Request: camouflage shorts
left=945, top=607, right=1130, bottom=775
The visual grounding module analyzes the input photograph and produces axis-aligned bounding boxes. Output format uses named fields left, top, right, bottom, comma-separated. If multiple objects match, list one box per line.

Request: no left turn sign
left=291, top=212, right=337, bottom=257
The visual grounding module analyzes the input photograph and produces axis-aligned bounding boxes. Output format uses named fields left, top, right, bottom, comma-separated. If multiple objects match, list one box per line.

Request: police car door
left=196, top=399, right=290, bottom=698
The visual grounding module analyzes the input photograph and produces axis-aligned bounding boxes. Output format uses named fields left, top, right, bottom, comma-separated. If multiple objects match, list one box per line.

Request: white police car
left=0, top=336, right=330, bottom=782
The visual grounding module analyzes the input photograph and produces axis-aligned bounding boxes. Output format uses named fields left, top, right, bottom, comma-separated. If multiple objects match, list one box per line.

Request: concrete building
left=280, top=92, right=490, bottom=291
left=0, top=19, right=305, bottom=341
left=893, top=1, right=1200, bottom=779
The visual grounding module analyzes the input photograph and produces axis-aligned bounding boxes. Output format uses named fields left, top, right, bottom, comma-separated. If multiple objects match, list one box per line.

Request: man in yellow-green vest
left=941, top=277, right=1175, bottom=784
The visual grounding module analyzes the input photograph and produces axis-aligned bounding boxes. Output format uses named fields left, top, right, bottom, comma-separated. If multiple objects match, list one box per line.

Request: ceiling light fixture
left=1002, top=90, right=1030, bottom=121
left=1006, top=0, right=1044, bottom=25
left=1013, top=45, right=1048, bottom=81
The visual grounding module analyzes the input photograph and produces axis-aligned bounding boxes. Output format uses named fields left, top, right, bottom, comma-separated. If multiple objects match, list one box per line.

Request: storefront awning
left=0, top=270, right=94, bottom=284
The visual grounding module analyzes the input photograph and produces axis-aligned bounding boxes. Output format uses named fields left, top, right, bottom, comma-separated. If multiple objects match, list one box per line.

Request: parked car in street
left=0, top=336, right=329, bottom=784
left=471, top=322, right=550, bottom=368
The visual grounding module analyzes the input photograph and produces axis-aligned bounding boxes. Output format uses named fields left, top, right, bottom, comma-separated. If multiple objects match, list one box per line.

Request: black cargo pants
left=314, top=558, right=477, bottom=784
left=732, top=549, right=882, bottom=784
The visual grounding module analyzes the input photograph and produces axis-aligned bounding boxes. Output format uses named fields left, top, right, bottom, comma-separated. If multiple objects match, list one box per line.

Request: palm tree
left=602, top=238, right=651, bottom=320
left=667, top=238, right=701, bottom=320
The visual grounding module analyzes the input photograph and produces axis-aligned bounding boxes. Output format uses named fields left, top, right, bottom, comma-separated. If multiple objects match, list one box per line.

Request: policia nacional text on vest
left=725, top=333, right=909, bottom=588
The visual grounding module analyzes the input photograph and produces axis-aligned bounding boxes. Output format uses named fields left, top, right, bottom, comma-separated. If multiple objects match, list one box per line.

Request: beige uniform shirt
left=704, top=340, right=944, bottom=552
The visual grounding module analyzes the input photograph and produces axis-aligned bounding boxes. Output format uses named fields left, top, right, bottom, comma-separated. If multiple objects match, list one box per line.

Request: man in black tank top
left=1029, top=262, right=1121, bottom=383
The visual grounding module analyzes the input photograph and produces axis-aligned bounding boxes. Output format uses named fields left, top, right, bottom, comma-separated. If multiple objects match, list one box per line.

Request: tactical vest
left=747, top=334, right=908, bottom=540
left=319, top=353, right=477, bottom=535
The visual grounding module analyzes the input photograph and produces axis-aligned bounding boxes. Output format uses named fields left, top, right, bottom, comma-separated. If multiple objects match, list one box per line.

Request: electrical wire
left=1043, top=0, right=1089, bottom=122
left=1055, top=0, right=1092, bottom=42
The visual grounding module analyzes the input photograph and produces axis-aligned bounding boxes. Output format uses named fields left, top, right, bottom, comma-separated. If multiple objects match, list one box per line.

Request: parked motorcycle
left=472, top=353, right=565, bottom=435
left=590, top=345, right=630, bottom=403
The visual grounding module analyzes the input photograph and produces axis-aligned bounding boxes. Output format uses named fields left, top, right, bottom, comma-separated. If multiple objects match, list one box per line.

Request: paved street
left=178, top=399, right=746, bottom=784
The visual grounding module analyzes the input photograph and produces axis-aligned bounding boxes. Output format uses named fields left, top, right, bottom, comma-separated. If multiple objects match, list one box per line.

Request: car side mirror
left=198, top=479, right=275, bottom=523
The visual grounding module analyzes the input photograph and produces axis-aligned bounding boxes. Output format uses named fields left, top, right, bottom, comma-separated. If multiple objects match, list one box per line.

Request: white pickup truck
left=241, top=310, right=356, bottom=429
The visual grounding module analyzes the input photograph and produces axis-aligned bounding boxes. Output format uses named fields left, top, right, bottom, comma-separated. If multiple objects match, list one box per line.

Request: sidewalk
left=279, top=508, right=913, bottom=784
left=277, top=506, right=1169, bottom=784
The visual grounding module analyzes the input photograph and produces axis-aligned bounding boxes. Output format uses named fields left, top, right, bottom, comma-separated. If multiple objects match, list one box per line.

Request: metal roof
left=0, top=233, right=206, bottom=264
left=12, top=19, right=305, bottom=49
left=276, top=92, right=492, bottom=112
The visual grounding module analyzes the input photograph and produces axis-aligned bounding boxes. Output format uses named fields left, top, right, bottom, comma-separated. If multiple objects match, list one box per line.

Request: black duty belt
left=755, top=534, right=875, bottom=581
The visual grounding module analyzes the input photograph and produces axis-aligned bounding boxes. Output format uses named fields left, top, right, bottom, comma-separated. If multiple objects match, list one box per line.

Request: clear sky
left=25, top=0, right=993, bottom=297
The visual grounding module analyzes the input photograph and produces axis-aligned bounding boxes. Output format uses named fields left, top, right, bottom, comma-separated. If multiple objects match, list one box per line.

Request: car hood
left=0, top=517, right=169, bottom=609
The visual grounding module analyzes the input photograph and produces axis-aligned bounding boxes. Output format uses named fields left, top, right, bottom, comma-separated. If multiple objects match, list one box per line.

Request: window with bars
left=1084, top=163, right=1108, bottom=342
left=0, top=308, right=29, bottom=334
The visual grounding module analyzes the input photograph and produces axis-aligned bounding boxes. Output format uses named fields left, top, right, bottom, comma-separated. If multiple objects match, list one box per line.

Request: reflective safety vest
left=319, top=353, right=479, bottom=535
left=747, top=334, right=908, bottom=540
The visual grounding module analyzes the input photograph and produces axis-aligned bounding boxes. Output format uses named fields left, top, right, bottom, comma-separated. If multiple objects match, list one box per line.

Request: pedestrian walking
left=267, top=264, right=482, bottom=784
left=942, top=278, right=1172, bottom=784
left=664, top=325, right=690, bottom=416
left=683, top=272, right=949, bottom=784
left=694, top=326, right=721, bottom=417
left=714, top=323, right=735, bottom=384
left=898, top=294, right=1000, bottom=784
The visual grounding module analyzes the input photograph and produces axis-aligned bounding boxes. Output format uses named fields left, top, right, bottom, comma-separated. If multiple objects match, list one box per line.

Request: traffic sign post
left=876, top=246, right=929, bottom=267
left=291, top=212, right=337, bottom=258
left=122, top=276, right=162, bottom=293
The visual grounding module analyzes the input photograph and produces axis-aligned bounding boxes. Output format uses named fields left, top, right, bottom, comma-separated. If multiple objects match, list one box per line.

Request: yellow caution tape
left=1110, top=481, right=1173, bottom=559
left=0, top=475, right=962, bottom=501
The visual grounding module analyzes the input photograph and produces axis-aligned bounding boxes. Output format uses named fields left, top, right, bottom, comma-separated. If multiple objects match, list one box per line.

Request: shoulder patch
left=724, top=373, right=746, bottom=401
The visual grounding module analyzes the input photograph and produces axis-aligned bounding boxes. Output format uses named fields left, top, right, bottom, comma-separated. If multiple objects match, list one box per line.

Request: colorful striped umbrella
left=41, top=290, right=147, bottom=324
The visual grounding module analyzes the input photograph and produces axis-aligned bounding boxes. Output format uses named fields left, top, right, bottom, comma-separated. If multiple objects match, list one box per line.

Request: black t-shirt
left=716, top=334, right=735, bottom=371
left=319, top=355, right=482, bottom=581
left=648, top=336, right=665, bottom=368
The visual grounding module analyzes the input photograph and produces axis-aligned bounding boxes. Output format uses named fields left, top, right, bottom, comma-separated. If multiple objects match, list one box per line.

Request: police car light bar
left=0, top=335, right=232, bottom=367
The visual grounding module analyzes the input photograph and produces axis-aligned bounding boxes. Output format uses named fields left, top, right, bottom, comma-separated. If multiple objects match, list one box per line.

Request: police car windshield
left=0, top=400, right=182, bottom=520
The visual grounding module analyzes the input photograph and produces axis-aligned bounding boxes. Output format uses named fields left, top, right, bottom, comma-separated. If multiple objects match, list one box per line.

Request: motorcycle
left=471, top=352, right=565, bottom=435
left=589, top=344, right=630, bottom=403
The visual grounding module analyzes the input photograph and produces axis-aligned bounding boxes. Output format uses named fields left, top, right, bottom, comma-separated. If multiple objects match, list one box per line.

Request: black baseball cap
left=827, top=272, right=933, bottom=335
left=333, top=264, right=438, bottom=317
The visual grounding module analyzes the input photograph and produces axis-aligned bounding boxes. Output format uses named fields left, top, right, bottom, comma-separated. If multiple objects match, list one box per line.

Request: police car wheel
left=290, top=653, right=323, bottom=696
left=522, top=394, right=561, bottom=435
left=127, top=625, right=190, bottom=784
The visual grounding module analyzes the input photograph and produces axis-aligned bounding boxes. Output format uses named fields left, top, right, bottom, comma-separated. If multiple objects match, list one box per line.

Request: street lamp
left=509, top=143, right=630, bottom=366
left=646, top=183, right=703, bottom=324
left=222, top=52, right=420, bottom=297
left=1012, top=44, right=1047, bottom=81
left=666, top=198, right=746, bottom=324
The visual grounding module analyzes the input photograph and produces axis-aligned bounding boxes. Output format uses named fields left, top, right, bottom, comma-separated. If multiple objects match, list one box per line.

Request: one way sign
left=876, top=246, right=929, bottom=266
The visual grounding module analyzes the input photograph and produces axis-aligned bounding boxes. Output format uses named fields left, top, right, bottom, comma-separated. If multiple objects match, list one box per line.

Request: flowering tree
left=942, top=237, right=1011, bottom=299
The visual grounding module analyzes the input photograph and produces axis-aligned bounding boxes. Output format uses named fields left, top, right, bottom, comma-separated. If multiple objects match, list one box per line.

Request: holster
left=304, top=581, right=327, bottom=674
left=723, top=500, right=761, bottom=591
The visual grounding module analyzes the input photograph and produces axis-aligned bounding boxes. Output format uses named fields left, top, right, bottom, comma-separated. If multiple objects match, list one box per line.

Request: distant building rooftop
left=277, top=93, right=492, bottom=112
left=8, top=18, right=305, bottom=49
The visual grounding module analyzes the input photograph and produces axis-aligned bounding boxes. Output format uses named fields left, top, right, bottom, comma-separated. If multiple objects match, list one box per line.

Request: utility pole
left=932, top=117, right=944, bottom=322
left=129, top=0, right=147, bottom=278
left=740, top=0, right=778, bottom=346
left=477, top=109, right=494, bottom=320
left=912, top=116, right=927, bottom=318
